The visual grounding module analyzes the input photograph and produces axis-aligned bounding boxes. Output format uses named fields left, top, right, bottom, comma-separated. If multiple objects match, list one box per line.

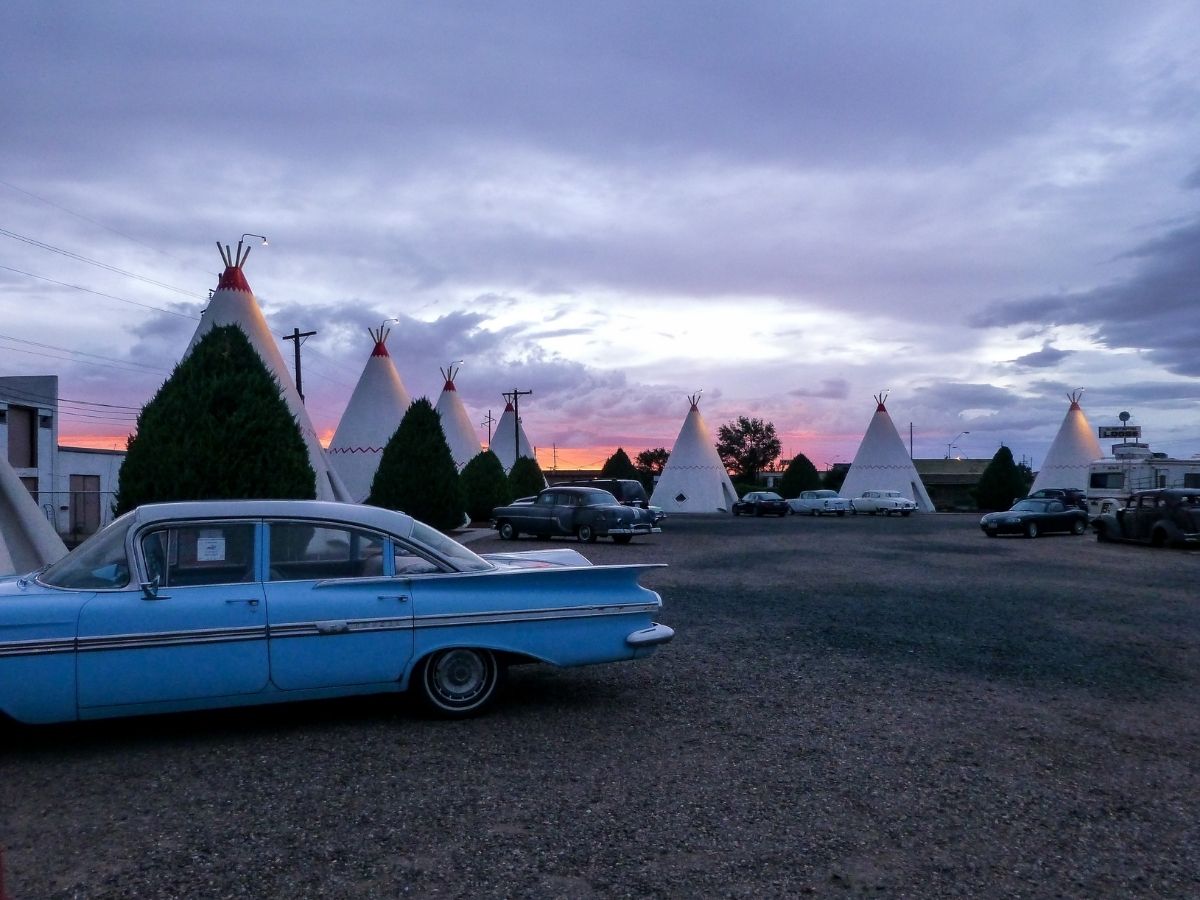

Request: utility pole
left=481, top=409, right=496, bottom=447
left=282, top=327, right=317, bottom=402
left=505, top=388, right=532, bottom=463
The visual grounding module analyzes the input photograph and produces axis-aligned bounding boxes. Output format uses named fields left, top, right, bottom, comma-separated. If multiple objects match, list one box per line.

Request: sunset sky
left=3, top=2, right=1199, bottom=472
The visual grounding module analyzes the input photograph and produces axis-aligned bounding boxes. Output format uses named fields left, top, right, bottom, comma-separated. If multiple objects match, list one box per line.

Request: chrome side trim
left=412, top=602, right=661, bottom=630
left=270, top=617, right=413, bottom=639
left=78, top=625, right=266, bottom=652
left=0, top=602, right=661, bottom=657
left=0, top=636, right=76, bottom=658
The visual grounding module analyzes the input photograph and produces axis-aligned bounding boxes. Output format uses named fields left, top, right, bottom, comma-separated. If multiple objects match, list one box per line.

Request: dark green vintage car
left=491, top=487, right=662, bottom=544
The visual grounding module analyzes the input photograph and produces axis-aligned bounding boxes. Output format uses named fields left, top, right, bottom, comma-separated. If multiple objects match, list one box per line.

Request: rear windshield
left=410, top=521, right=493, bottom=573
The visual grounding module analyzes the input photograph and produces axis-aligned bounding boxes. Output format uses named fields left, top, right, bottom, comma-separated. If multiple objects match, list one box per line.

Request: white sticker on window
left=196, top=530, right=227, bottom=562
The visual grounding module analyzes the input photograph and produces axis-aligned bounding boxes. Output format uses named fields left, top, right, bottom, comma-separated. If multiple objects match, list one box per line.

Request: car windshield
left=761, top=493, right=783, bottom=501
left=1011, top=500, right=1048, bottom=512
left=409, top=521, right=493, bottom=572
left=39, top=512, right=135, bottom=590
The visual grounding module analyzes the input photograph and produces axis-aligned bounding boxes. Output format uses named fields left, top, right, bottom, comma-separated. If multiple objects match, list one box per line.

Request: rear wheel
left=416, top=648, right=501, bottom=717
left=498, top=521, right=517, bottom=540
left=1151, top=528, right=1168, bottom=548
left=1071, top=520, right=1086, bottom=535
left=612, top=534, right=633, bottom=545
left=577, top=524, right=596, bottom=543
left=1025, top=522, right=1039, bottom=539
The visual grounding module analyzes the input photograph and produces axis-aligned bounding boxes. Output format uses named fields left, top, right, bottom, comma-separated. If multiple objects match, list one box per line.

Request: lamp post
left=946, top=431, right=970, bottom=459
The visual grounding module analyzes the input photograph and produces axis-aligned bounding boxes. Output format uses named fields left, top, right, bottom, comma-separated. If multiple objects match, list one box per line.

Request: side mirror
left=140, top=576, right=161, bottom=600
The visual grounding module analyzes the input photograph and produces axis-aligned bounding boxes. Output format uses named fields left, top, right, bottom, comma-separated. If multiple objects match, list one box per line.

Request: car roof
left=127, top=500, right=417, bottom=537
left=551, top=486, right=615, bottom=496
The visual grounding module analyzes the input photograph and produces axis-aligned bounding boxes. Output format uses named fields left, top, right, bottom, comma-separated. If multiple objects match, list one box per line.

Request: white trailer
left=1086, top=443, right=1200, bottom=516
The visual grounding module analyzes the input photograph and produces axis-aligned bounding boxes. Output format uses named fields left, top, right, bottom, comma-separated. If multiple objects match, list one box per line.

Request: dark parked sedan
left=732, top=491, right=789, bottom=517
left=1092, top=489, right=1200, bottom=547
left=980, top=498, right=1089, bottom=538
left=491, top=487, right=662, bottom=544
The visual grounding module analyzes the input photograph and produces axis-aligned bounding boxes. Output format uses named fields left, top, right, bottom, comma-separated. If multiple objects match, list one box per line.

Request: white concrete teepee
left=0, top=455, right=67, bottom=575
left=434, top=365, right=483, bottom=469
left=1030, top=392, right=1103, bottom=494
left=840, top=393, right=935, bottom=512
left=650, top=393, right=738, bottom=514
left=328, top=324, right=413, bottom=501
left=186, top=240, right=351, bottom=502
left=493, top=397, right=535, bottom=472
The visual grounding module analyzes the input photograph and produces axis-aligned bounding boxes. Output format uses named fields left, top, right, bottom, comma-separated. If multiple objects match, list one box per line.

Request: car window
left=408, top=521, right=494, bottom=573
left=393, top=542, right=444, bottom=575
left=1047, top=501, right=1065, bottom=512
left=143, top=523, right=257, bottom=587
left=39, top=512, right=135, bottom=590
left=536, top=492, right=557, bottom=506
left=268, top=522, right=386, bottom=582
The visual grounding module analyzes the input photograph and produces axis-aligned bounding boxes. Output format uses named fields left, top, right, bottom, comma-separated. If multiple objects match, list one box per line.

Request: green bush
left=508, top=455, right=547, bottom=499
left=972, top=445, right=1032, bottom=511
left=780, top=453, right=821, bottom=497
left=600, top=447, right=640, bottom=479
left=367, top=398, right=465, bottom=530
left=115, top=325, right=315, bottom=513
left=461, top=450, right=513, bottom=522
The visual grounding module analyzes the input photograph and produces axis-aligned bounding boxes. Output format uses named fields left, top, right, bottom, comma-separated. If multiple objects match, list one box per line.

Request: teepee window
left=675, top=493, right=687, bottom=503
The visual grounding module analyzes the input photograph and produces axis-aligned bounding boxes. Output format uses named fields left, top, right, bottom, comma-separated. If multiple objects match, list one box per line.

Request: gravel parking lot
left=2, top=513, right=1198, bottom=898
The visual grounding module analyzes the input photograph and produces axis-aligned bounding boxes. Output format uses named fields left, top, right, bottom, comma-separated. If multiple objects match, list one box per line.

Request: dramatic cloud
left=2, top=1, right=1199, bottom=465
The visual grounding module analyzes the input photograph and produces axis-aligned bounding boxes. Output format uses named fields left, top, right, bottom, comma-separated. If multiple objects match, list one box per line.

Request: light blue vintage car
left=0, top=501, right=673, bottom=724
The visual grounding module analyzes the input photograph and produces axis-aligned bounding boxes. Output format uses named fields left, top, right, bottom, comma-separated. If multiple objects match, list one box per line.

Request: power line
left=0, top=382, right=144, bottom=411
left=0, top=179, right=203, bottom=269
left=0, top=337, right=169, bottom=377
left=0, top=264, right=200, bottom=320
left=0, top=227, right=205, bottom=299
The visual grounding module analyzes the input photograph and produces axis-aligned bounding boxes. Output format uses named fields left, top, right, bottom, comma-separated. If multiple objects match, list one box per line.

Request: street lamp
left=241, top=233, right=268, bottom=246
left=946, top=431, right=970, bottom=459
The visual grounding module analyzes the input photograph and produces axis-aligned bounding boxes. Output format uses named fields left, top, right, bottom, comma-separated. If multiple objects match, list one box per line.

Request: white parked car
left=787, top=490, right=851, bottom=517
left=850, top=490, right=918, bottom=516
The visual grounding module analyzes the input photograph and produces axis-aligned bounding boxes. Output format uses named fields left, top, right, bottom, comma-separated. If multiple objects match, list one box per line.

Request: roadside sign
left=1099, top=426, right=1141, bottom=439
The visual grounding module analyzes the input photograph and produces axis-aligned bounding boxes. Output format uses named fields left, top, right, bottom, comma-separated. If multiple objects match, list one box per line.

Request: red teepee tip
left=371, top=341, right=389, bottom=358
left=216, top=265, right=251, bottom=293
left=504, top=401, right=514, bottom=411
left=876, top=402, right=887, bottom=412
left=443, top=380, right=456, bottom=391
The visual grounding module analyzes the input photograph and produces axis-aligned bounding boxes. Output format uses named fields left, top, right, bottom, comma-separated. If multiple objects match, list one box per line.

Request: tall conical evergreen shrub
left=508, top=455, right=546, bottom=499
left=600, top=447, right=640, bottom=479
left=973, top=445, right=1031, bottom=511
left=461, top=450, right=512, bottom=522
left=115, top=324, right=315, bottom=513
left=780, top=453, right=821, bottom=497
left=367, top=397, right=465, bottom=530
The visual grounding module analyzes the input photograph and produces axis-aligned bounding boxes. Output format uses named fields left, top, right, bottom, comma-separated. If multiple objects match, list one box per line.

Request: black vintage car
left=732, top=491, right=789, bottom=517
left=491, top=487, right=662, bottom=544
left=980, top=498, right=1089, bottom=538
left=1092, top=489, right=1200, bottom=548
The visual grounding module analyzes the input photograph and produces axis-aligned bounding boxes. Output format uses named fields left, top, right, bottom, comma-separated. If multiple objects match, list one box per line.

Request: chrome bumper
left=626, top=623, right=675, bottom=647
left=607, top=526, right=663, bottom=535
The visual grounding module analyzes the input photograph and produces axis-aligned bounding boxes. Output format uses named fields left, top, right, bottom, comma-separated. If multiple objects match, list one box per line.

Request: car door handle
left=377, top=594, right=409, bottom=602
left=225, top=598, right=260, bottom=607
